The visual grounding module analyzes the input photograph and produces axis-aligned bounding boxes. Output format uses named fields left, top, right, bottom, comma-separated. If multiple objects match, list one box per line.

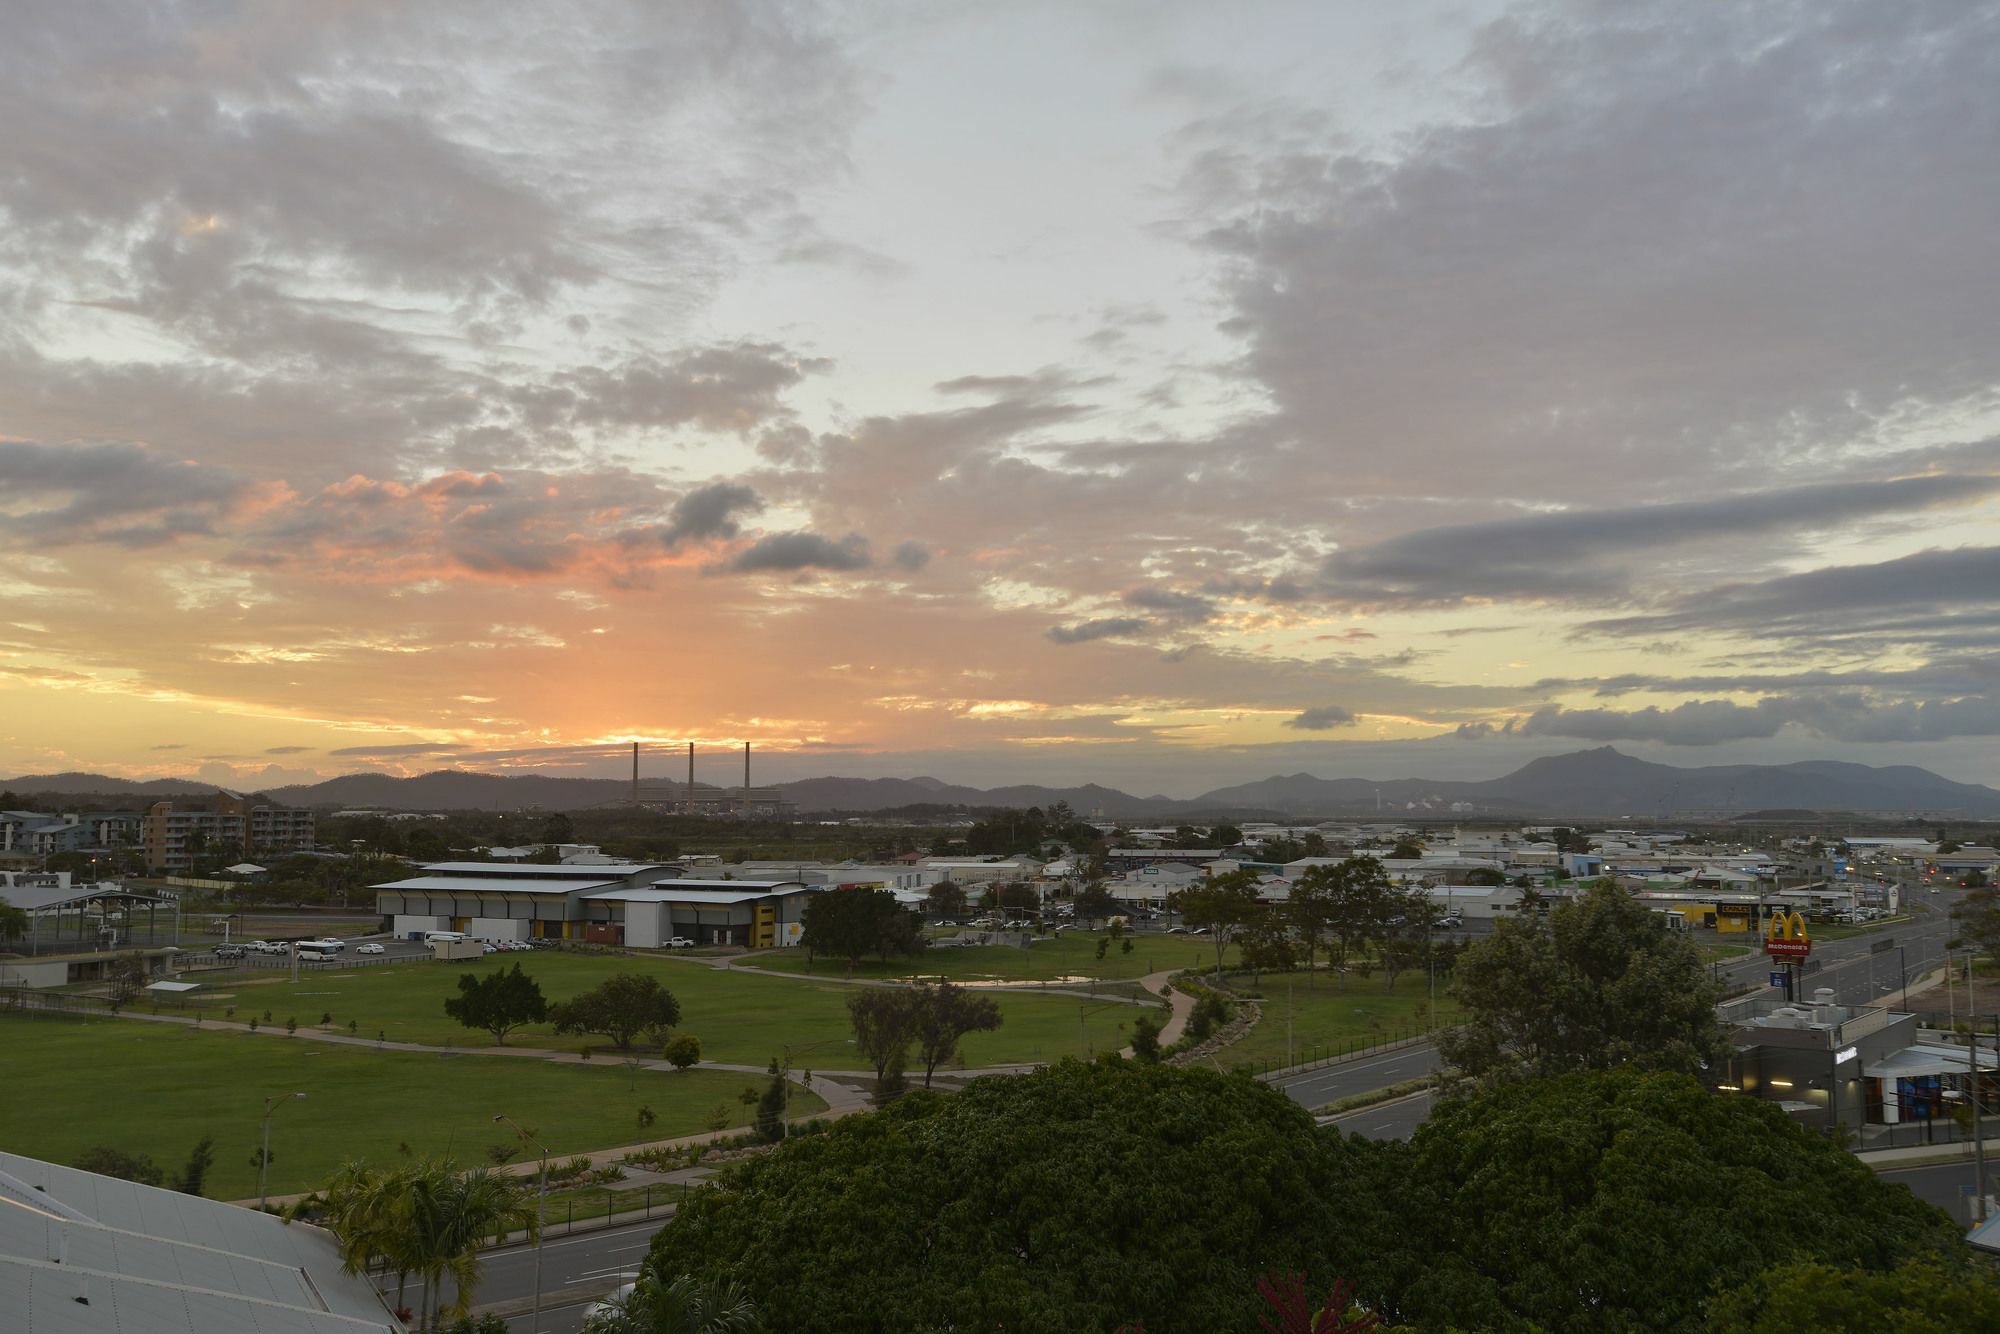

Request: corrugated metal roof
left=374, top=875, right=618, bottom=894
left=0, top=884, right=175, bottom=913
left=415, top=861, right=669, bottom=876
left=585, top=883, right=813, bottom=905
left=0, top=1151, right=397, bottom=1333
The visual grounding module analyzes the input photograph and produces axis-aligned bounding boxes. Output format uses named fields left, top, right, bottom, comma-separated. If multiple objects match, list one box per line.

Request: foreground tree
left=549, top=973, right=680, bottom=1050
left=72, top=1146, right=164, bottom=1185
left=0, top=901, right=28, bottom=946
left=582, top=1271, right=762, bottom=1333
left=1364, top=1069, right=1963, bottom=1331
left=1706, top=1258, right=2000, bottom=1333
left=442, top=963, right=548, bottom=1045
left=909, top=980, right=1002, bottom=1087
left=922, top=879, right=968, bottom=921
left=652, top=1061, right=1375, bottom=1331
left=1436, top=879, right=1729, bottom=1084
left=1951, top=884, right=2000, bottom=965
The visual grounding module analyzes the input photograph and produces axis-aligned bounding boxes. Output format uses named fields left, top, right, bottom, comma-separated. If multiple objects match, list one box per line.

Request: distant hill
left=0, top=771, right=222, bottom=802
left=7, top=747, right=1997, bottom=819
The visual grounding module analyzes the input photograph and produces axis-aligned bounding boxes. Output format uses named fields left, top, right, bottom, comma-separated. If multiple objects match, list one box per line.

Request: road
left=1276, top=1042, right=1441, bottom=1110
left=1878, top=1160, right=1993, bottom=1223
left=397, top=1216, right=664, bottom=1334
left=1282, top=887, right=1973, bottom=1143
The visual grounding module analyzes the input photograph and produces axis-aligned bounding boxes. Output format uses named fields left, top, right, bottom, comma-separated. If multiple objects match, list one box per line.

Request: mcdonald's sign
left=1764, top=909, right=1812, bottom=960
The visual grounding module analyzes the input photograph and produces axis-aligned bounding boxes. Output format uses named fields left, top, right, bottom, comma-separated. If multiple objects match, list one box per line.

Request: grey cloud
left=1123, top=586, right=1216, bottom=621
left=1320, top=474, right=2000, bottom=607
left=1197, top=3, right=2000, bottom=503
left=327, top=743, right=469, bottom=758
left=890, top=541, right=932, bottom=572
left=1284, top=704, right=1357, bottom=731
left=1579, top=546, right=2000, bottom=640
left=1523, top=700, right=1791, bottom=746
left=1453, top=720, right=1517, bottom=740
left=658, top=484, right=765, bottom=548
left=723, top=531, right=872, bottom=574
left=264, top=746, right=313, bottom=755
left=1046, top=617, right=1151, bottom=645
left=524, top=345, right=824, bottom=435
left=0, top=439, right=247, bottom=547
left=1523, top=692, right=2000, bottom=746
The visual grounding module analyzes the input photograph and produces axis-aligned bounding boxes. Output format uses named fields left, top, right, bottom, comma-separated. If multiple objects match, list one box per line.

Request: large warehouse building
left=372, top=861, right=817, bottom=947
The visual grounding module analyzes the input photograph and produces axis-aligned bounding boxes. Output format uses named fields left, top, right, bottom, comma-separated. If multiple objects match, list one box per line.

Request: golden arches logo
left=1767, top=910, right=1809, bottom=943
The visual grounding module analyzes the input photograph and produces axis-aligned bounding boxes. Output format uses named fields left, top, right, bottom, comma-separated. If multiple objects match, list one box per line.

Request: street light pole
left=258, top=1092, right=305, bottom=1211
left=495, top=1114, right=549, bottom=1334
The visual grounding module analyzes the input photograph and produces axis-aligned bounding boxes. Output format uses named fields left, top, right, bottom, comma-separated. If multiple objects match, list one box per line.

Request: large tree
left=908, top=980, right=1002, bottom=1087
left=801, top=887, right=919, bottom=970
left=1323, top=857, right=1395, bottom=992
left=1173, top=869, right=1263, bottom=974
left=549, top=973, right=681, bottom=1050
left=442, top=963, right=548, bottom=1045
left=0, top=901, right=28, bottom=946
left=650, top=1061, right=1376, bottom=1332
left=1436, top=879, right=1729, bottom=1085
left=1285, top=867, right=1334, bottom=988
left=923, top=879, right=968, bottom=921
left=846, top=987, right=921, bottom=1088
left=1706, top=1259, right=2000, bottom=1333
left=1364, top=1069, right=1965, bottom=1332
left=1951, top=884, right=2000, bottom=965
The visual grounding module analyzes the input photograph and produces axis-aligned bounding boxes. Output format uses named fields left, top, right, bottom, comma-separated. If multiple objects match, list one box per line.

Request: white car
left=355, top=942, right=386, bottom=955
left=667, top=937, right=696, bottom=949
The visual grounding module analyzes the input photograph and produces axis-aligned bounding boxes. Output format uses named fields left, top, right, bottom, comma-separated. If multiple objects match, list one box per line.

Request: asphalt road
left=1276, top=1042, right=1441, bottom=1110
left=1878, top=1160, right=1994, bottom=1224
left=1324, top=1091, right=1436, bottom=1141
left=391, top=1215, right=665, bottom=1334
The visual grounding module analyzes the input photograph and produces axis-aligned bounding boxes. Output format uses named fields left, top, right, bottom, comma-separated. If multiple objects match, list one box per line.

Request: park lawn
left=0, top=1013, right=821, bottom=1202
left=177, top=951, right=1137, bottom=1071
left=753, top=930, right=1234, bottom=983
left=1210, top=969, right=1458, bottom=1075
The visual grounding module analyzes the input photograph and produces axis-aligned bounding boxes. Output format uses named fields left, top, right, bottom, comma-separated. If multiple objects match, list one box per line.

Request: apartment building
left=141, top=791, right=316, bottom=872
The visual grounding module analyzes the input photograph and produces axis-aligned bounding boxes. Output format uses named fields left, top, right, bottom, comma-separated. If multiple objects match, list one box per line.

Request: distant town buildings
left=139, top=792, right=316, bottom=872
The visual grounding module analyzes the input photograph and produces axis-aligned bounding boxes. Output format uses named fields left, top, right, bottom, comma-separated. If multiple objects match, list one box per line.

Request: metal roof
left=585, top=882, right=812, bottom=905
left=374, top=875, right=619, bottom=895
left=0, top=1150, right=398, bottom=1333
left=415, top=861, right=671, bottom=877
left=0, top=884, right=176, bottom=913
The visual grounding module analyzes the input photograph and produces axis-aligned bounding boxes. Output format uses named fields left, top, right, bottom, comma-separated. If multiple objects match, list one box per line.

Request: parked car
left=355, top=942, right=386, bottom=955
left=245, top=940, right=272, bottom=953
left=214, top=944, right=246, bottom=960
left=667, top=937, right=695, bottom=949
left=481, top=943, right=498, bottom=954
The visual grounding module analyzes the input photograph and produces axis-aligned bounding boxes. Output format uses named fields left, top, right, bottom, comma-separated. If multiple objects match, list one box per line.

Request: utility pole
left=1974, top=1015, right=1990, bottom=1224
left=494, top=1115, right=549, bottom=1334
left=258, top=1092, right=305, bottom=1211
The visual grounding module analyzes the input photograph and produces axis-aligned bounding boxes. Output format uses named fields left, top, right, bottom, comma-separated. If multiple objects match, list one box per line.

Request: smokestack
left=631, top=741, right=639, bottom=805
left=743, top=742, right=752, bottom=814
left=687, top=741, right=695, bottom=811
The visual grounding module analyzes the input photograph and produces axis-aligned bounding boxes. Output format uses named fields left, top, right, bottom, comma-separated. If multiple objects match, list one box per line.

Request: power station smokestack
left=631, top=741, right=639, bottom=805
left=687, top=741, right=695, bottom=812
left=743, top=741, right=752, bottom=815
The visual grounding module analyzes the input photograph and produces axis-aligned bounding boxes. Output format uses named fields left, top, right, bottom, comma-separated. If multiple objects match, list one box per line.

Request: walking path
left=1118, top=969, right=1194, bottom=1057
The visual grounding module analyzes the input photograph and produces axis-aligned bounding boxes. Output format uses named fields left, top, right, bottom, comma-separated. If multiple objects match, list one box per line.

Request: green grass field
left=175, top=951, right=1139, bottom=1070
left=0, top=1013, right=822, bottom=1201
left=1210, top=969, right=1457, bottom=1074
left=755, top=930, right=1236, bottom=983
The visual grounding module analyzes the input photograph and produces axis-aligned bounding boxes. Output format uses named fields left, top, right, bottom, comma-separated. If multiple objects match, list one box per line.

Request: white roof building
left=0, top=1149, right=398, bottom=1333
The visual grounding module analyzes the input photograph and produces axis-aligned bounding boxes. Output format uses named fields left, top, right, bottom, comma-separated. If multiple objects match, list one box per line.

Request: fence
left=1857, top=1114, right=2000, bottom=1154
left=1249, top=1025, right=1453, bottom=1081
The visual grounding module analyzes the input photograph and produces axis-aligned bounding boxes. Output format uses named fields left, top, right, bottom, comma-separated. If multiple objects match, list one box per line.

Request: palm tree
left=406, top=1160, right=536, bottom=1329
left=300, top=1157, right=534, bottom=1330
left=584, top=1272, right=762, bottom=1333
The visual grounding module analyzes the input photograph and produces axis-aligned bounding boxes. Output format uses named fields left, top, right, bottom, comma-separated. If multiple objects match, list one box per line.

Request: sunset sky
left=3, top=1, right=1998, bottom=796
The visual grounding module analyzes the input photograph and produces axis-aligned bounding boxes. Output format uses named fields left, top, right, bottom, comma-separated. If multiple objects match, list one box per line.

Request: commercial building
left=371, top=861, right=818, bottom=947
left=140, top=791, right=315, bottom=872
left=0, top=1148, right=398, bottom=1332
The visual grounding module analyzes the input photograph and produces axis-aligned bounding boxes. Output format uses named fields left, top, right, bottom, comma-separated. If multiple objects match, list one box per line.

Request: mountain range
left=6, top=748, right=1998, bottom=819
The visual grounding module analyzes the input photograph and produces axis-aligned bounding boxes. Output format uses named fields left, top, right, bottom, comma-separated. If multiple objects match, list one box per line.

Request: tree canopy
left=651, top=1061, right=1372, bottom=1332
left=801, top=887, right=920, bottom=969
left=442, top=963, right=548, bottom=1045
left=1437, top=879, right=1730, bottom=1085
left=549, top=972, right=681, bottom=1050
left=1362, top=1069, right=1963, bottom=1332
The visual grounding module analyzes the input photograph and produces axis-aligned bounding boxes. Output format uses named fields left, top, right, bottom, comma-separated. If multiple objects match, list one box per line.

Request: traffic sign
left=1769, top=971, right=1786, bottom=988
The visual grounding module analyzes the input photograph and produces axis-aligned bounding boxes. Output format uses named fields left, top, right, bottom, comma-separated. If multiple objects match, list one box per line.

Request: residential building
left=140, top=791, right=316, bottom=872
